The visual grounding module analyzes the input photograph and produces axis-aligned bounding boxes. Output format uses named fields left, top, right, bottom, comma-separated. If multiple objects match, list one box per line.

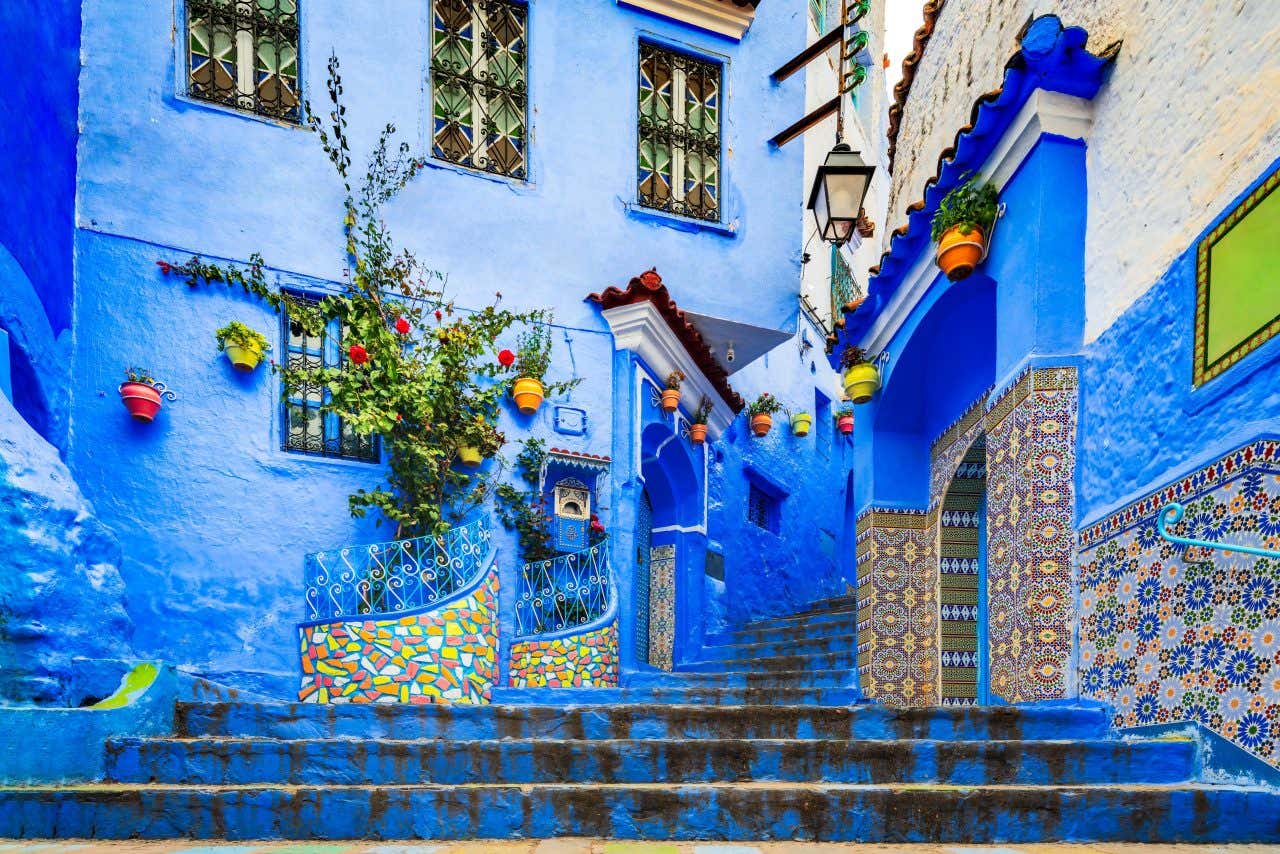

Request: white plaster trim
left=603, top=302, right=734, bottom=438
left=862, top=89, right=1096, bottom=355
left=652, top=523, right=708, bottom=535
left=618, top=0, right=755, bottom=40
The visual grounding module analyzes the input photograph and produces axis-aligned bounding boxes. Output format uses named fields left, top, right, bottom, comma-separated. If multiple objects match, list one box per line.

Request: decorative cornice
left=618, top=0, right=759, bottom=40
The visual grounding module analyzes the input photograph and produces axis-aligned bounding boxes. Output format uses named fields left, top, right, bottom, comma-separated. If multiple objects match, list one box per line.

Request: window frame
left=177, top=0, right=306, bottom=127
left=746, top=481, right=781, bottom=535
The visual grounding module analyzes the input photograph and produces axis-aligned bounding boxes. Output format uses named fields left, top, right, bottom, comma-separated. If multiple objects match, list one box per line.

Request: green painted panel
left=1205, top=183, right=1280, bottom=364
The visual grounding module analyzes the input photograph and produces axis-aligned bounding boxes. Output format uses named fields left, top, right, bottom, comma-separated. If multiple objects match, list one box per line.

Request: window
left=830, top=244, right=858, bottom=320
left=638, top=41, right=722, bottom=223
left=809, top=0, right=825, bottom=32
left=281, top=295, right=378, bottom=462
left=430, top=0, right=529, bottom=180
left=747, top=482, right=779, bottom=533
left=186, top=0, right=301, bottom=122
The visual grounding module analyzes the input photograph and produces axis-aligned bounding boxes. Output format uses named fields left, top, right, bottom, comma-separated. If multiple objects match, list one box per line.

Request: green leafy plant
left=931, top=174, right=999, bottom=242
left=123, top=367, right=156, bottom=385
left=691, top=396, right=714, bottom=425
left=837, top=404, right=854, bottom=418
left=494, top=438, right=556, bottom=563
left=158, top=54, right=563, bottom=538
left=665, top=370, right=686, bottom=391
left=215, top=321, right=271, bottom=355
left=839, top=346, right=872, bottom=369
left=745, top=392, right=783, bottom=416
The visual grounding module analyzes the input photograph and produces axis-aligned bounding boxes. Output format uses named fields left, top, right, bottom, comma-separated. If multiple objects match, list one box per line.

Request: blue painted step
left=728, top=612, right=859, bottom=644
left=624, top=667, right=857, bottom=688
left=700, top=631, right=860, bottom=660
left=492, top=685, right=862, bottom=706
left=675, top=650, right=859, bottom=673
left=5, top=782, right=1280, bottom=841
left=105, top=736, right=1195, bottom=786
left=177, top=702, right=1112, bottom=742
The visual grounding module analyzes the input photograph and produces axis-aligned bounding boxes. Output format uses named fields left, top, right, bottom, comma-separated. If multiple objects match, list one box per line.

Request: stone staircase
left=4, top=593, right=1280, bottom=842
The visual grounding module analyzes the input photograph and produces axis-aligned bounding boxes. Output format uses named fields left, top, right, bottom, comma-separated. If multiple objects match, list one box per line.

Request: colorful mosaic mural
left=984, top=366, right=1077, bottom=703
left=508, top=620, right=620, bottom=687
left=297, top=570, right=498, bottom=704
left=649, top=544, right=676, bottom=671
left=1079, top=438, right=1280, bottom=766
left=939, top=441, right=986, bottom=706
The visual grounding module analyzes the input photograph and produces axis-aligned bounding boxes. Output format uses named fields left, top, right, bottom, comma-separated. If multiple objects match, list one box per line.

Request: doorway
left=938, top=437, right=988, bottom=705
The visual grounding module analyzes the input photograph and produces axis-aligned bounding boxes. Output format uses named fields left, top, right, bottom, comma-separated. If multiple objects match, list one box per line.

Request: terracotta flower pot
left=750, top=413, right=773, bottom=437
left=512, top=377, right=545, bottom=415
left=936, top=224, right=986, bottom=281
left=689, top=423, right=708, bottom=444
left=842, top=362, right=881, bottom=405
left=457, top=446, right=482, bottom=468
left=837, top=414, right=855, bottom=434
left=791, top=413, right=813, bottom=437
left=224, top=343, right=264, bottom=372
left=661, top=388, right=681, bottom=414
left=119, top=382, right=163, bottom=422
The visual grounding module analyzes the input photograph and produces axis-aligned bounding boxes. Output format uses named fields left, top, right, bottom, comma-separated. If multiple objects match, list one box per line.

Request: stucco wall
left=886, top=0, right=1280, bottom=342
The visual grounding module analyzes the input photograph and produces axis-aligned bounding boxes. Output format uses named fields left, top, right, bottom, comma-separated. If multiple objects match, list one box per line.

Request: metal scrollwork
left=515, top=539, right=612, bottom=638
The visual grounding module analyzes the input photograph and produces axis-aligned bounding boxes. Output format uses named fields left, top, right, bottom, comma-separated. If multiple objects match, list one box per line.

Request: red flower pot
left=837, top=414, right=854, bottom=434
left=119, top=382, right=163, bottom=422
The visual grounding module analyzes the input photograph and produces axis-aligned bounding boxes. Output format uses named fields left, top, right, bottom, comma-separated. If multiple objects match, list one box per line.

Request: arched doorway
left=938, top=436, right=988, bottom=705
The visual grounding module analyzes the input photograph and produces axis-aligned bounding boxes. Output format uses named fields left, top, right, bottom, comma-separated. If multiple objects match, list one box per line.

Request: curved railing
left=515, top=539, right=612, bottom=638
left=303, top=516, right=493, bottom=621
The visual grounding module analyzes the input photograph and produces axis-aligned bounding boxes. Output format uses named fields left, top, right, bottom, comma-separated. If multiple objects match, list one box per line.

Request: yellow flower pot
left=843, top=362, right=881, bottom=404
left=512, top=377, right=545, bottom=415
left=457, top=446, right=482, bottom=468
left=791, top=413, right=813, bottom=437
left=224, top=344, right=264, bottom=372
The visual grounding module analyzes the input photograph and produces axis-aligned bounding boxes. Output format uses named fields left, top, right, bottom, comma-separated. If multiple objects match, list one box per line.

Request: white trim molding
left=618, top=0, right=756, bottom=41
left=604, top=301, right=735, bottom=439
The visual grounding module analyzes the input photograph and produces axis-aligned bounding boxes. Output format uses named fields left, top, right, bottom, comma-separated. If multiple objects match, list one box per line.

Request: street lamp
left=807, top=143, right=875, bottom=245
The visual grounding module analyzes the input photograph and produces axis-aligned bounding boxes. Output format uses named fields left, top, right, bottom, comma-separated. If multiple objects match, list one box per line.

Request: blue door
left=634, top=490, right=652, bottom=665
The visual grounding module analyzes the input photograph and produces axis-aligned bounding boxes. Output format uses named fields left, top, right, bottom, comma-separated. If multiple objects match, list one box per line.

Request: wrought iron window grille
left=280, top=293, right=379, bottom=462
left=515, top=539, right=612, bottom=638
left=430, top=0, right=530, bottom=180
left=303, top=516, right=492, bottom=620
left=747, top=482, right=779, bottom=533
left=830, top=243, right=862, bottom=320
left=186, top=0, right=301, bottom=123
left=638, top=41, right=723, bottom=223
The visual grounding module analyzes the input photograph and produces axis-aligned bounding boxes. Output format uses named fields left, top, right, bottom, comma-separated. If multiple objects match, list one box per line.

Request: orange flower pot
left=512, top=377, right=545, bottom=415
left=661, top=388, right=681, bottom=413
left=750, top=413, right=773, bottom=437
left=936, top=224, right=986, bottom=281
left=689, top=423, right=708, bottom=444
left=119, top=382, right=162, bottom=422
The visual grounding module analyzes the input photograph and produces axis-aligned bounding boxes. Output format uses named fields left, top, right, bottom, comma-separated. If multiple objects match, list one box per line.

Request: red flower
left=156, top=260, right=172, bottom=275
left=348, top=344, right=369, bottom=365
left=590, top=520, right=606, bottom=534
left=497, top=348, right=516, bottom=367
left=434, top=309, right=443, bottom=321
left=394, top=316, right=411, bottom=335
left=395, top=413, right=403, bottom=422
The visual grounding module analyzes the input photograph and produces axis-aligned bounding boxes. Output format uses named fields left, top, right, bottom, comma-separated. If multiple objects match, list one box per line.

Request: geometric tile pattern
left=649, top=544, right=676, bottom=671
left=297, top=570, right=498, bottom=705
left=984, top=366, right=1077, bottom=703
left=508, top=620, right=621, bottom=688
left=939, top=440, right=986, bottom=706
left=1079, top=437, right=1280, bottom=766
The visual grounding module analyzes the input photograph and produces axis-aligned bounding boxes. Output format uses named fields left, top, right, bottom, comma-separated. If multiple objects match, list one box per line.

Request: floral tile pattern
left=297, top=570, right=498, bottom=704
left=649, top=545, right=676, bottom=671
left=1079, top=438, right=1280, bottom=765
left=508, top=620, right=620, bottom=687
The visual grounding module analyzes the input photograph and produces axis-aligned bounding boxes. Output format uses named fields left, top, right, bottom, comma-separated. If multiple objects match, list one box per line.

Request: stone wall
left=887, top=1, right=1280, bottom=342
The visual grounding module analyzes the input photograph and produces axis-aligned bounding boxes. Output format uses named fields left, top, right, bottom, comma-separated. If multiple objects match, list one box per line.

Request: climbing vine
left=494, top=438, right=556, bottom=563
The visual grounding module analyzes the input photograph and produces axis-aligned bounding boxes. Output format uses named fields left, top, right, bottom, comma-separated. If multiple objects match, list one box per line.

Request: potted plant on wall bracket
left=215, top=321, right=271, bottom=372
left=790, top=407, right=813, bottom=437
left=662, top=370, right=685, bottom=414
left=689, top=396, right=713, bottom=445
left=457, top=413, right=503, bottom=469
left=840, top=346, right=881, bottom=404
left=508, top=314, right=579, bottom=416
left=746, top=392, right=782, bottom=437
left=836, top=404, right=855, bottom=435
left=932, top=175, right=1001, bottom=281
left=118, top=367, right=177, bottom=423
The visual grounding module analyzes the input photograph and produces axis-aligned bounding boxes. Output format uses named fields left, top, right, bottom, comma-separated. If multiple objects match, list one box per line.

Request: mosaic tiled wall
left=1079, top=438, right=1280, bottom=765
left=985, top=366, right=1077, bottom=703
left=649, top=544, right=676, bottom=671
left=508, top=620, right=620, bottom=687
left=298, top=570, right=498, bottom=704
left=939, top=442, right=986, bottom=705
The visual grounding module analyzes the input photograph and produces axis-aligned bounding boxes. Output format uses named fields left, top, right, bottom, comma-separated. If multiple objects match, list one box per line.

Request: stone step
left=675, top=650, right=858, bottom=674
left=494, top=685, right=862, bottom=706
left=620, top=668, right=859, bottom=688
left=728, top=611, right=859, bottom=644
left=3, top=782, right=1277, bottom=841
left=104, top=736, right=1196, bottom=787
left=177, top=702, right=1111, bottom=742
left=700, top=631, right=860, bottom=661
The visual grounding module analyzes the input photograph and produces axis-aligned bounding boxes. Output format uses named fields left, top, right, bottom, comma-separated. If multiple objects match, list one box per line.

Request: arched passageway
left=938, top=436, right=988, bottom=705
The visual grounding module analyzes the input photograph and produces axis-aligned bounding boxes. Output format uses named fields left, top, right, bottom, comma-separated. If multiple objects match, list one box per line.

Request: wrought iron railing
left=303, top=516, right=493, bottom=621
left=1158, top=502, right=1280, bottom=560
left=515, top=539, right=612, bottom=638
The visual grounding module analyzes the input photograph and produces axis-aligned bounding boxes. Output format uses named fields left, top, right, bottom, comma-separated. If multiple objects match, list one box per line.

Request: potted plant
left=745, top=393, right=782, bottom=437
left=836, top=404, right=855, bottom=434
left=931, top=175, right=999, bottom=281
left=791, top=409, right=813, bottom=437
left=511, top=321, right=552, bottom=415
left=840, top=347, right=881, bottom=404
left=662, top=370, right=685, bottom=414
left=215, top=321, right=271, bottom=371
left=118, top=367, right=167, bottom=422
left=689, top=396, right=713, bottom=444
